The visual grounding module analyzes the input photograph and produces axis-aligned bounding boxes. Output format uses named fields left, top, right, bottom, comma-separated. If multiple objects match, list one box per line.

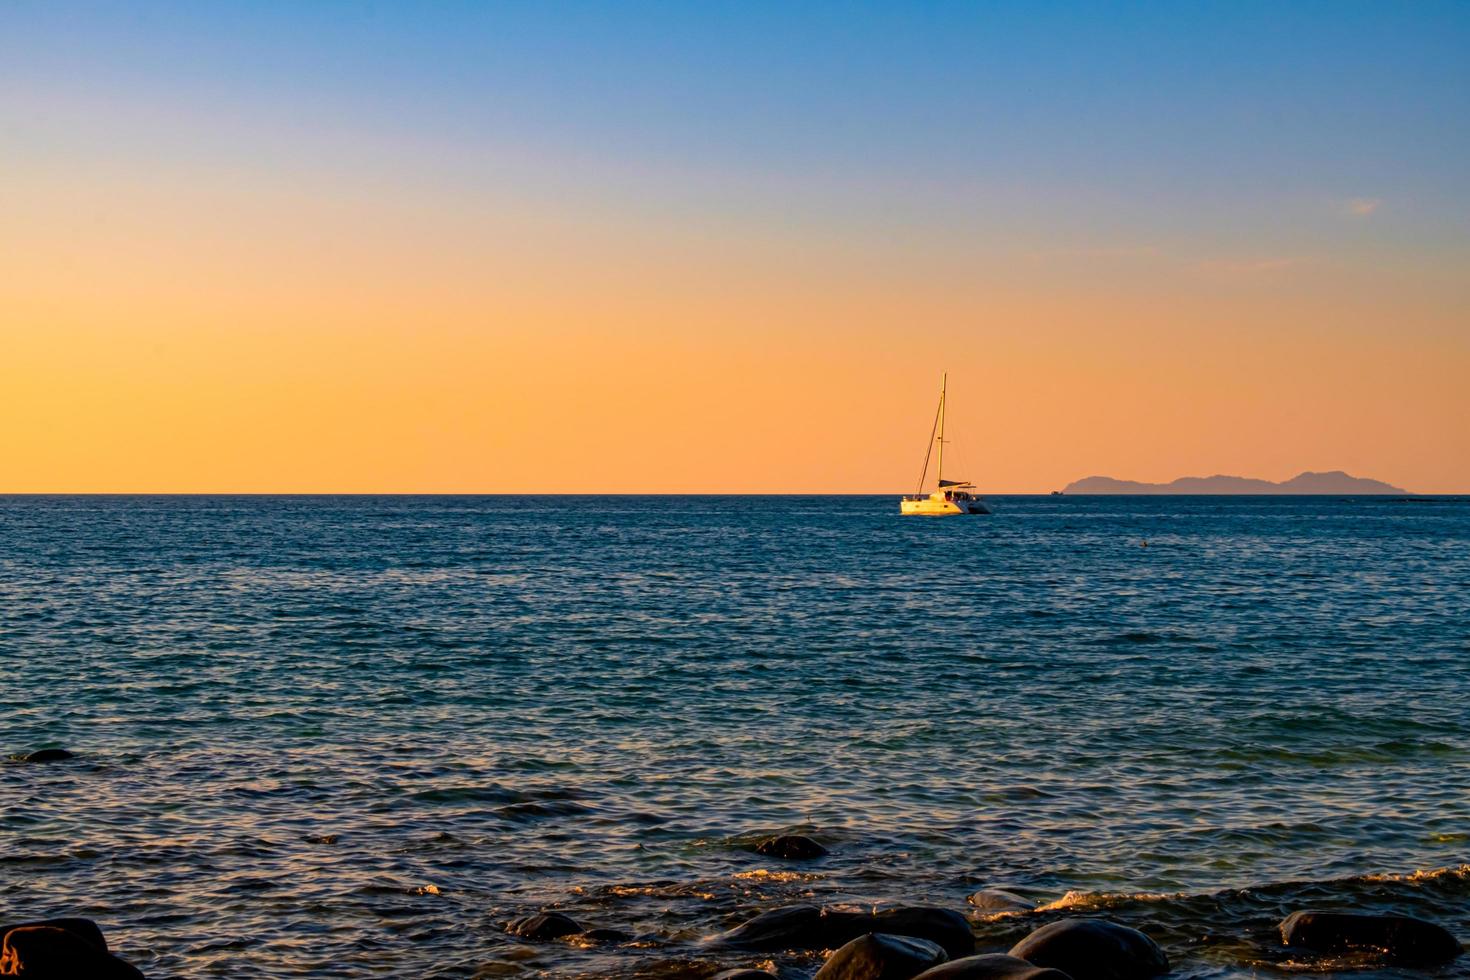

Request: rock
left=718, top=904, right=974, bottom=959
left=814, top=932, right=949, bottom=980
left=13, top=749, right=74, bottom=764
left=0, top=919, right=108, bottom=952
left=710, top=970, right=778, bottom=980
left=754, top=834, right=829, bottom=859
left=719, top=905, right=826, bottom=949
left=867, top=907, right=974, bottom=959
left=505, top=911, right=582, bottom=941
left=1008, top=919, right=1167, bottom=980
left=0, top=921, right=144, bottom=979
left=914, top=953, right=1075, bottom=980
left=966, top=889, right=1034, bottom=912
left=1279, top=910, right=1461, bottom=965
left=576, top=928, right=633, bottom=944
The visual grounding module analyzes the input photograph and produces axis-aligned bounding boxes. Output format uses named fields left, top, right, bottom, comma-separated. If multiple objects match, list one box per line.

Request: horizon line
left=0, top=490, right=1457, bottom=498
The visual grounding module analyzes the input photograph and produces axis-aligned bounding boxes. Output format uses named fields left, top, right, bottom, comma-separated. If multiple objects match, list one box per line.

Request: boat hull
left=900, top=497, right=990, bottom=516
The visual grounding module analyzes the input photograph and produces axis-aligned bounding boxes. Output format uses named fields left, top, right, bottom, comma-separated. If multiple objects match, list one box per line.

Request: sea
left=2, top=494, right=1468, bottom=978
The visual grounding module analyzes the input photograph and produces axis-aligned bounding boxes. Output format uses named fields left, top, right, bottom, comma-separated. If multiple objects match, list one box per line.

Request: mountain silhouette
left=1063, top=470, right=1407, bottom=495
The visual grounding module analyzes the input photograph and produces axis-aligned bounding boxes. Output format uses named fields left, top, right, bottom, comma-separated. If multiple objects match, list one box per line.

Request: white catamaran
left=900, top=373, right=990, bottom=516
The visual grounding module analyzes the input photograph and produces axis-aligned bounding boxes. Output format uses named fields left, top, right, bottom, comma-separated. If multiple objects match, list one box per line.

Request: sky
left=3, top=1, right=1467, bottom=492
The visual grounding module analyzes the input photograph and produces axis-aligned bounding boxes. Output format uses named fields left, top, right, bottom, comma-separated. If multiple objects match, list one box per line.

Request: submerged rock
left=0, top=919, right=144, bottom=979
left=575, top=927, right=633, bottom=944
left=1279, top=910, right=1461, bottom=965
left=719, top=905, right=825, bottom=949
left=966, top=889, right=1034, bottom=913
left=505, top=911, right=582, bottom=941
left=814, top=932, right=948, bottom=980
left=753, top=834, right=828, bottom=859
left=867, top=907, right=974, bottom=959
left=914, top=953, right=1075, bottom=980
left=718, top=904, right=973, bottom=959
left=12, top=749, right=75, bottom=764
left=1008, top=918, right=1167, bottom=980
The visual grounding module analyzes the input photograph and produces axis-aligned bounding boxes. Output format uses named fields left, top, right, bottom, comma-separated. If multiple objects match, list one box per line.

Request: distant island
left=1062, top=470, right=1408, bottom=495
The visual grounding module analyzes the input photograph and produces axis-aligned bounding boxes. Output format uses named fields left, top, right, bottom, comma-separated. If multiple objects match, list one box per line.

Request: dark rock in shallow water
left=13, top=749, right=75, bottom=763
left=914, top=953, right=1075, bottom=980
left=753, top=834, right=828, bottom=859
left=710, top=970, right=778, bottom=980
left=505, top=911, right=582, bottom=941
left=718, top=904, right=973, bottom=959
left=966, top=889, right=1034, bottom=912
left=867, top=907, right=974, bottom=959
left=1008, top=918, right=1167, bottom=980
left=814, top=932, right=949, bottom=980
left=0, top=919, right=108, bottom=952
left=719, top=905, right=824, bottom=949
left=0, top=919, right=144, bottom=979
left=1279, top=910, right=1461, bottom=965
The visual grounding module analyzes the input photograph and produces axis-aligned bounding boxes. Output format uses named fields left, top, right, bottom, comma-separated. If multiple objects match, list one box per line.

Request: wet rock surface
left=0, top=919, right=144, bottom=979
left=716, top=905, right=826, bottom=950
left=1007, top=918, right=1167, bottom=980
left=718, top=904, right=974, bottom=959
left=966, top=890, right=1035, bottom=913
left=753, top=834, right=829, bottom=859
left=814, top=931, right=949, bottom=979
left=1279, top=909, right=1462, bottom=965
left=505, top=911, right=583, bottom=941
left=866, top=907, right=975, bottom=959
left=0, top=919, right=108, bottom=952
left=913, top=953, right=1076, bottom=980
left=8, top=749, right=74, bottom=764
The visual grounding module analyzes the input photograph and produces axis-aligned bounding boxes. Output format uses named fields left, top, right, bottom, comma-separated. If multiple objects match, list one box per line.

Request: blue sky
left=7, top=2, right=1467, bottom=197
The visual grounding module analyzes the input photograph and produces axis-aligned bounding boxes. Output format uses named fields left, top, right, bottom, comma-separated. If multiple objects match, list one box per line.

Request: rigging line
left=915, top=389, right=942, bottom=494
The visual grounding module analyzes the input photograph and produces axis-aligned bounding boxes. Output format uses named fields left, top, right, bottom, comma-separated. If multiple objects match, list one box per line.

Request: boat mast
left=936, top=372, right=946, bottom=488
left=915, top=376, right=943, bottom=494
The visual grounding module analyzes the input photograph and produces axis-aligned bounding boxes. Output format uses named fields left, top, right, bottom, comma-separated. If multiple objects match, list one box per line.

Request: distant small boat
left=900, top=373, right=990, bottom=516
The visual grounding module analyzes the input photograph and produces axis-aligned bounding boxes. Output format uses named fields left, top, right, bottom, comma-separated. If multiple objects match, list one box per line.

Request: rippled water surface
left=2, top=495, right=1468, bottom=978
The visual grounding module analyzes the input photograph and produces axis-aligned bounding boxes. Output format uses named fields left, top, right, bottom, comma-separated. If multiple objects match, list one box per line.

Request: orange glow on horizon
left=4, top=115, right=1466, bottom=494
